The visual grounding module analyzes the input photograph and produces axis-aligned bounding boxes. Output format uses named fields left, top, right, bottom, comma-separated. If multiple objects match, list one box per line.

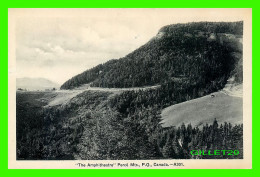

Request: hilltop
left=61, top=21, right=242, bottom=90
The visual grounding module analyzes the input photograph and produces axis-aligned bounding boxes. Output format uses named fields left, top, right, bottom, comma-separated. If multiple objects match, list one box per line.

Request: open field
left=47, top=84, right=160, bottom=107
left=160, top=91, right=243, bottom=128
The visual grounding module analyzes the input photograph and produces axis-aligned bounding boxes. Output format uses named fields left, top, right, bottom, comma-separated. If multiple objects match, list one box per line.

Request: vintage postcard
left=8, top=8, right=252, bottom=169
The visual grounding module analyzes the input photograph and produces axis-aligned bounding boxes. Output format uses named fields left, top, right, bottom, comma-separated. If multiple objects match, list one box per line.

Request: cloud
left=15, top=8, right=245, bottom=84
left=15, top=17, right=155, bottom=84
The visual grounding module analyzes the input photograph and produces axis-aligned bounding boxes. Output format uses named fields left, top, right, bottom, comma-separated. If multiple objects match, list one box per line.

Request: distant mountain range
left=16, top=77, right=59, bottom=91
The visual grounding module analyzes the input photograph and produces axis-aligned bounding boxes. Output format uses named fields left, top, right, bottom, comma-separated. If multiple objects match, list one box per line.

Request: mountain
left=61, top=21, right=243, bottom=90
left=16, top=77, right=59, bottom=91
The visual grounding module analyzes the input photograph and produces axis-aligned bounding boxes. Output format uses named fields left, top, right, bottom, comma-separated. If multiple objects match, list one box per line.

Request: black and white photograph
left=8, top=8, right=252, bottom=169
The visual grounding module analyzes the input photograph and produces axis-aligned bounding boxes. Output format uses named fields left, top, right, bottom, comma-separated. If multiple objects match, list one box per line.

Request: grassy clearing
left=160, top=91, right=242, bottom=128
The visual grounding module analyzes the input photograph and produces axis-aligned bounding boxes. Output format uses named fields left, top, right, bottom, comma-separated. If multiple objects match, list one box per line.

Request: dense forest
left=17, top=82, right=243, bottom=160
left=61, top=21, right=243, bottom=90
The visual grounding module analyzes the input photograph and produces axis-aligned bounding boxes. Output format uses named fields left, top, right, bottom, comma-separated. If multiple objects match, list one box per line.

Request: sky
left=12, top=8, right=248, bottom=84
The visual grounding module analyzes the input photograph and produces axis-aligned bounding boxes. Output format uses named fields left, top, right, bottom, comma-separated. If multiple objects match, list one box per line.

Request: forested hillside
left=17, top=89, right=243, bottom=160
left=61, top=21, right=243, bottom=90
